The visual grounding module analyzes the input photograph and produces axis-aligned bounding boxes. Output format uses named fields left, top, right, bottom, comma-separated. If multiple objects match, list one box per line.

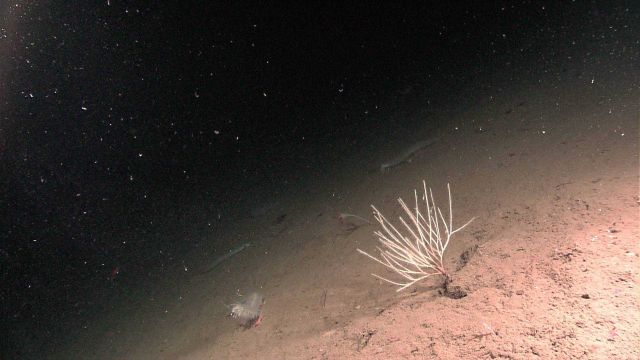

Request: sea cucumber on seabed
left=229, top=292, right=264, bottom=328
left=380, top=137, right=439, bottom=172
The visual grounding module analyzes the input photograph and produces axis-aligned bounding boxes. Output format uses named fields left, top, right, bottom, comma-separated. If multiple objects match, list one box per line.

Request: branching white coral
left=358, top=181, right=475, bottom=292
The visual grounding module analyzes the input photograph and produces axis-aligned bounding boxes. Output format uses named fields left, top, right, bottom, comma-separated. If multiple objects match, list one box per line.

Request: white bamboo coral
left=358, top=181, right=475, bottom=292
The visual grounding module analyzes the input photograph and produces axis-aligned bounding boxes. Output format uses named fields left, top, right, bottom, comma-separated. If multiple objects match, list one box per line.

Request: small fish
left=109, top=266, right=120, bottom=280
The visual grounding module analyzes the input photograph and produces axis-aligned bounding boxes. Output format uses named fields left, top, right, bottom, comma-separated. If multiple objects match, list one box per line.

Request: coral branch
left=358, top=181, right=475, bottom=292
